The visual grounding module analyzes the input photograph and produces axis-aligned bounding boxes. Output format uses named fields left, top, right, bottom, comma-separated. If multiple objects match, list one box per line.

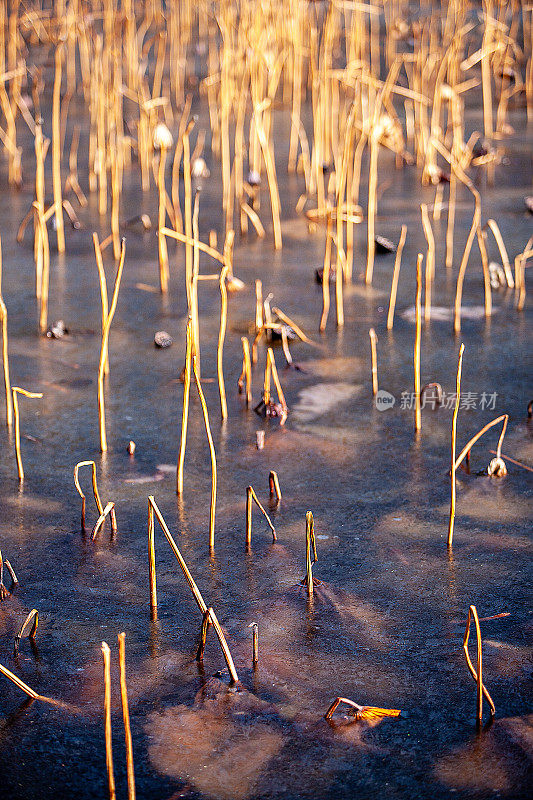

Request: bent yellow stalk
left=386, top=225, right=407, bottom=330
left=98, top=239, right=126, bottom=452
left=12, top=387, right=43, bottom=482
left=245, top=485, right=277, bottom=548
left=192, top=353, right=217, bottom=549
left=74, top=460, right=104, bottom=528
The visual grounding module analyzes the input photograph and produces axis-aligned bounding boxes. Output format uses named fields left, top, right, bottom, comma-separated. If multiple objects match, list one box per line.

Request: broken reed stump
left=12, top=386, right=43, bottom=483
left=249, top=622, right=259, bottom=666
left=447, top=343, right=465, bottom=548
left=0, top=547, right=14, bottom=600
left=147, top=496, right=238, bottom=682
left=92, top=501, right=118, bottom=541
left=74, top=460, right=104, bottom=529
left=414, top=253, right=423, bottom=432
left=245, top=485, right=277, bottom=548
left=386, top=224, right=407, bottom=330
left=98, top=239, right=126, bottom=453
left=196, top=608, right=210, bottom=662
left=269, top=470, right=282, bottom=501
left=237, top=336, right=252, bottom=405
left=255, top=348, right=288, bottom=423
left=118, top=633, right=136, bottom=800
left=325, top=696, right=401, bottom=721
left=0, top=234, right=12, bottom=426
left=101, top=642, right=116, bottom=800
left=303, top=510, right=318, bottom=597
left=14, top=609, right=38, bottom=655
left=369, top=328, right=378, bottom=396
left=463, top=605, right=496, bottom=725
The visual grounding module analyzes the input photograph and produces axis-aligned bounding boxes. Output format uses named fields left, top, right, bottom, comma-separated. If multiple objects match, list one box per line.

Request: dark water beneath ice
left=0, top=77, right=531, bottom=800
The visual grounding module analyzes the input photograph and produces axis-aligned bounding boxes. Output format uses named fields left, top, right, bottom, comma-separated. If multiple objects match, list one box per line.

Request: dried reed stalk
left=157, top=144, right=170, bottom=294
left=0, top=661, right=40, bottom=700
left=92, top=501, right=117, bottom=541
left=305, top=510, right=318, bottom=597
left=98, top=239, right=126, bottom=452
left=463, top=605, right=496, bottom=724
left=74, top=460, right=104, bottom=529
left=245, top=485, right=277, bottom=548
left=0, top=234, right=12, bottom=425
left=269, top=470, right=282, bottom=500
left=271, top=307, right=313, bottom=344
left=52, top=45, right=65, bottom=253
left=369, top=328, right=378, bottom=395
left=255, top=280, right=263, bottom=331
left=453, top=187, right=480, bottom=333
left=325, top=696, right=401, bottom=721
left=485, top=219, right=513, bottom=288
left=320, top=212, right=332, bottom=332
left=196, top=609, right=210, bottom=662
left=414, top=253, right=423, bottom=432
left=365, top=118, right=381, bottom=286
left=217, top=239, right=231, bottom=419
left=101, top=642, right=116, bottom=800
left=386, top=225, right=407, bottom=330
left=159, top=227, right=225, bottom=265
left=0, top=547, right=11, bottom=600
left=253, top=102, right=282, bottom=249
left=12, top=387, right=43, bottom=482
left=192, top=354, right=217, bottom=549
left=421, top=204, right=435, bottom=322
left=237, top=337, right=252, bottom=405
left=93, top=233, right=109, bottom=375
left=14, top=609, right=38, bottom=654
left=454, top=414, right=508, bottom=471
left=176, top=318, right=193, bottom=495
left=445, top=175, right=456, bottom=269
left=147, top=497, right=238, bottom=681
left=447, top=343, right=465, bottom=548
left=118, top=633, right=136, bottom=800
left=206, top=607, right=239, bottom=684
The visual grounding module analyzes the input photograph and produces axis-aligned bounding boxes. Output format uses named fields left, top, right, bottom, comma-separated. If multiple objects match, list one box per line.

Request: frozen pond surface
left=0, top=25, right=531, bottom=800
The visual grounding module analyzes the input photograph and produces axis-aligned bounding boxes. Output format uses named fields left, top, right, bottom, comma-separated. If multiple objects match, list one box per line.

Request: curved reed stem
left=448, top=343, right=465, bottom=548
left=12, top=387, right=43, bottom=482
